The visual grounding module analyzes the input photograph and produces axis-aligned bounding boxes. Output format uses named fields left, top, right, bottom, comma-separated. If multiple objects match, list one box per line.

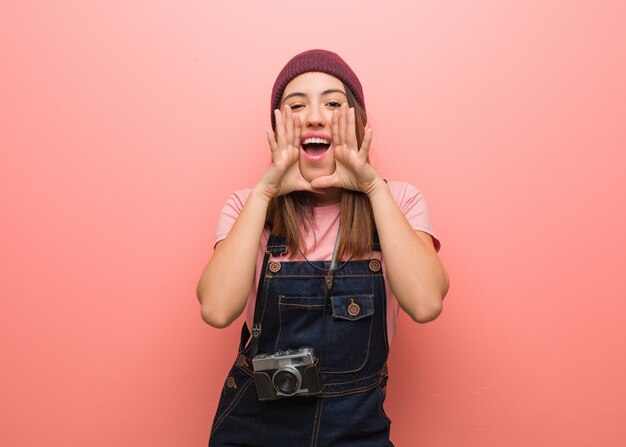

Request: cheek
left=324, top=109, right=336, bottom=123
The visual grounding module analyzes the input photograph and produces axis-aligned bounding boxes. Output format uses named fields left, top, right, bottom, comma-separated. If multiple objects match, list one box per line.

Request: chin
left=299, top=162, right=335, bottom=183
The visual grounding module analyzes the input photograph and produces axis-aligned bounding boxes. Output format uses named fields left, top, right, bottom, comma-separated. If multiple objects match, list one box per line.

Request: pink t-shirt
left=215, top=180, right=440, bottom=343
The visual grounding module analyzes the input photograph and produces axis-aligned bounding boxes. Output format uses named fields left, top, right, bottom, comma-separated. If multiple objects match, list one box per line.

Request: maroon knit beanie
left=270, top=49, right=366, bottom=129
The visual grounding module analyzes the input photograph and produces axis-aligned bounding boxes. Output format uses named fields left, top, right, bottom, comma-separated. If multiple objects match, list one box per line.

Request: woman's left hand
left=309, top=104, right=382, bottom=196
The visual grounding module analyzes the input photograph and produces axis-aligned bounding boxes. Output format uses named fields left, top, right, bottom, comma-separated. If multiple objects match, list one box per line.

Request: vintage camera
left=252, top=347, right=322, bottom=401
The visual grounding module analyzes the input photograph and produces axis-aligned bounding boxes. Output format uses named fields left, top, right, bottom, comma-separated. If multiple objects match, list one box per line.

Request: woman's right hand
left=258, top=105, right=314, bottom=200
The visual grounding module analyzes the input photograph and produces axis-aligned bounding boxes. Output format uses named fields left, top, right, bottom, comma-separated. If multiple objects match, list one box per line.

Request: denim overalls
left=209, top=235, right=393, bottom=446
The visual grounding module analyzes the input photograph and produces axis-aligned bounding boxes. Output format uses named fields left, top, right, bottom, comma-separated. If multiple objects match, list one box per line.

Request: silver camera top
left=252, top=347, right=316, bottom=371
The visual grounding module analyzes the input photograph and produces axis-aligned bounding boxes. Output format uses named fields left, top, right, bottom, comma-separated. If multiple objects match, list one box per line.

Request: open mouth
left=301, top=137, right=331, bottom=159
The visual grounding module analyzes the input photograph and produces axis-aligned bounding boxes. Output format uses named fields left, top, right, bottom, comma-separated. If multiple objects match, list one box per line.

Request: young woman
left=197, top=49, right=449, bottom=446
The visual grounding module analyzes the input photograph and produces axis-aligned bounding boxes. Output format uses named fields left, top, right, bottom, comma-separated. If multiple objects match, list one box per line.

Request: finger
left=266, top=129, right=278, bottom=153
left=359, top=127, right=373, bottom=160
left=293, top=115, right=302, bottom=148
left=284, top=165, right=315, bottom=193
left=339, top=103, right=348, bottom=145
left=331, top=110, right=341, bottom=146
left=274, top=109, right=286, bottom=148
left=284, top=105, right=294, bottom=145
left=346, top=107, right=357, bottom=151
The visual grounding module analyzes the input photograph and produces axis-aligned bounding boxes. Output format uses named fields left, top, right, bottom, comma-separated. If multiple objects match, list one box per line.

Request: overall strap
left=266, top=234, right=288, bottom=256
left=247, top=233, right=286, bottom=358
left=244, top=231, right=379, bottom=358
left=372, top=230, right=381, bottom=252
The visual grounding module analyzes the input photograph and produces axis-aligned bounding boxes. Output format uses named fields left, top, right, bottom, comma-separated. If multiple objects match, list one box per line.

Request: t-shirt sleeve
left=388, top=181, right=441, bottom=251
left=215, top=189, right=252, bottom=246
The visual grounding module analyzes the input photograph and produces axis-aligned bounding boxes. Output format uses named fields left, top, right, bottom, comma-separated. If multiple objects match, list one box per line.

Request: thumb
left=310, top=175, right=338, bottom=190
left=293, top=177, right=317, bottom=193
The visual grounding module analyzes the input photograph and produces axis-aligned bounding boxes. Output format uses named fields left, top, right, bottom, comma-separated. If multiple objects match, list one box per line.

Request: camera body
left=252, top=347, right=322, bottom=401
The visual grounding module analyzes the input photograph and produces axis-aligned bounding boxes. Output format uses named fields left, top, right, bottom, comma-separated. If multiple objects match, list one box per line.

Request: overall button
left=226, top=376, right=237, bottom=389
left=269, top=261, right=281, bottom=273
left=235, top=354, right=248, bottom=368
left=347, top=299, right=361, bottom=317
left=369, top=259, right=381, bottom=272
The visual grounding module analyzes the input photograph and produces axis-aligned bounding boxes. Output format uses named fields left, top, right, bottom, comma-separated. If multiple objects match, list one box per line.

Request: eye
left=289, top=103, right=304, bottom=111
left=326, top=101, right=342, bottom=108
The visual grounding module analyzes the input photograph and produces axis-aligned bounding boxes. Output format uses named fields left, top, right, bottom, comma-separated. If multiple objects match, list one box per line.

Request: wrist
left=250, top=183, right=275, bottom=205
left=363, top=177, right=388, bottom=199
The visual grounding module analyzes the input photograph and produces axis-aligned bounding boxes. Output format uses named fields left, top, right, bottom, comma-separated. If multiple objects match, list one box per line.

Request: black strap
left=372, top=230, right=381, bottom=252
left=247, top=234, right=286, bottom=358
left=238, top=321, right=251, bottom=352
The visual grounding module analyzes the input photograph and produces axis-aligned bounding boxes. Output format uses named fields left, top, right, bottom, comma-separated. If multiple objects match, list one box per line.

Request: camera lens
left=272, top=367, right=302, bottom=396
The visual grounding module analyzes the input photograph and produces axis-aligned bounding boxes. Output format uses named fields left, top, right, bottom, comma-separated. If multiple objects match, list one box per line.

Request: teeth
left=302, top=137, right=330, bottom=145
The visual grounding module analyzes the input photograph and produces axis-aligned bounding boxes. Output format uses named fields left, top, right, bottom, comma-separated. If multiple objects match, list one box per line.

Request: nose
left=304, top=104, right=325, bottom=128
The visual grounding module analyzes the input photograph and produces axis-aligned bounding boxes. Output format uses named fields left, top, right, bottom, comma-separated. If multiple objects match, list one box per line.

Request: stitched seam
left=279, top=303, right=325, bottom=307
left=376, top=385, right=392, bottom=427
left=335, top=274, right=384, bottom=278
left=310, top=397, right=323, bottom=447
left=321, top=380, right=381, bottom=397
left=272, top=274, right=384, bottom=279
left=274, top=295, right=283, bottom=352
left=322, top=369, right=382, bottom=386
left=331, top=313, right=374, bottom=321
left=377, top=274, right=390, bottom=356
left=259, top=275, right=271, bottom=324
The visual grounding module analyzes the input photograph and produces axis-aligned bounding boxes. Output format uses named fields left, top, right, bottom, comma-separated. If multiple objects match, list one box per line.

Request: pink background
left=2, top=1, right=625, bottom=445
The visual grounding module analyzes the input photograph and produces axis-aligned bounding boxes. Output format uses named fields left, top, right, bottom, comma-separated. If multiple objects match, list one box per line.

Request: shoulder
left=385, top=180, right=426, bottom=207
left=215, top=188, right=253, bottom=244
left=385, top=180, right=441, bottom=251
left=223, top=188, right=253, bottom=211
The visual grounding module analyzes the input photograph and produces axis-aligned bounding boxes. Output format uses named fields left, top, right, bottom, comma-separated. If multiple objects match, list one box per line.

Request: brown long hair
left=266, top=83, right=375, bottom=259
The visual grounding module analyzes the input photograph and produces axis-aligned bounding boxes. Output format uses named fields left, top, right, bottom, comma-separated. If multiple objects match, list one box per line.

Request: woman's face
left=280, top=72, right=348, bottom=183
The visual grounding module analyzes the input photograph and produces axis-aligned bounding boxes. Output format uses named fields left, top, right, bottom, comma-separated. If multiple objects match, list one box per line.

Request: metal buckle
left=252, top=323, right=262, bottom=338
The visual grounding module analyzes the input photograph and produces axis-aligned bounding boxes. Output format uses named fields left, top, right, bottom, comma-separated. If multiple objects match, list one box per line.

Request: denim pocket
left=323, top=294, right=375, bottom=373
left=276, top=294, right=375, bottom=373
left=276, top=296, right=326, bottom=355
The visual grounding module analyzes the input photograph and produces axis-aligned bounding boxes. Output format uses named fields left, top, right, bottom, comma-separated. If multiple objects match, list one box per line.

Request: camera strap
left=325, top=225, right=341, bottom=291
left=247, top=227, right=341, bottom=361
left=317, top=225, right=341, bottom=369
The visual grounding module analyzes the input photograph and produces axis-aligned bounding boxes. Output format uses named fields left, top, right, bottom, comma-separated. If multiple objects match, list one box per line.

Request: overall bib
left=209, top=235, right=393, bottom=447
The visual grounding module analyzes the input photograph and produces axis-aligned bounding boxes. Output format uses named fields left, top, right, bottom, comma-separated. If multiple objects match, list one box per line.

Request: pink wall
left=2, top=1, right=625, bottom=445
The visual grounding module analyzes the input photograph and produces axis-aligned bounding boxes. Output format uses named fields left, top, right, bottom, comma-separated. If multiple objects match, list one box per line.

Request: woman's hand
left=309, top=104, right=382, bottom=196
left=257, top=105, right=315, bottom=200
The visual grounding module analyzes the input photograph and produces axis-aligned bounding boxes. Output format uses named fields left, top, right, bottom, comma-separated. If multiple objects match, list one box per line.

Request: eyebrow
left=281, top=89, right=348, bottom=104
